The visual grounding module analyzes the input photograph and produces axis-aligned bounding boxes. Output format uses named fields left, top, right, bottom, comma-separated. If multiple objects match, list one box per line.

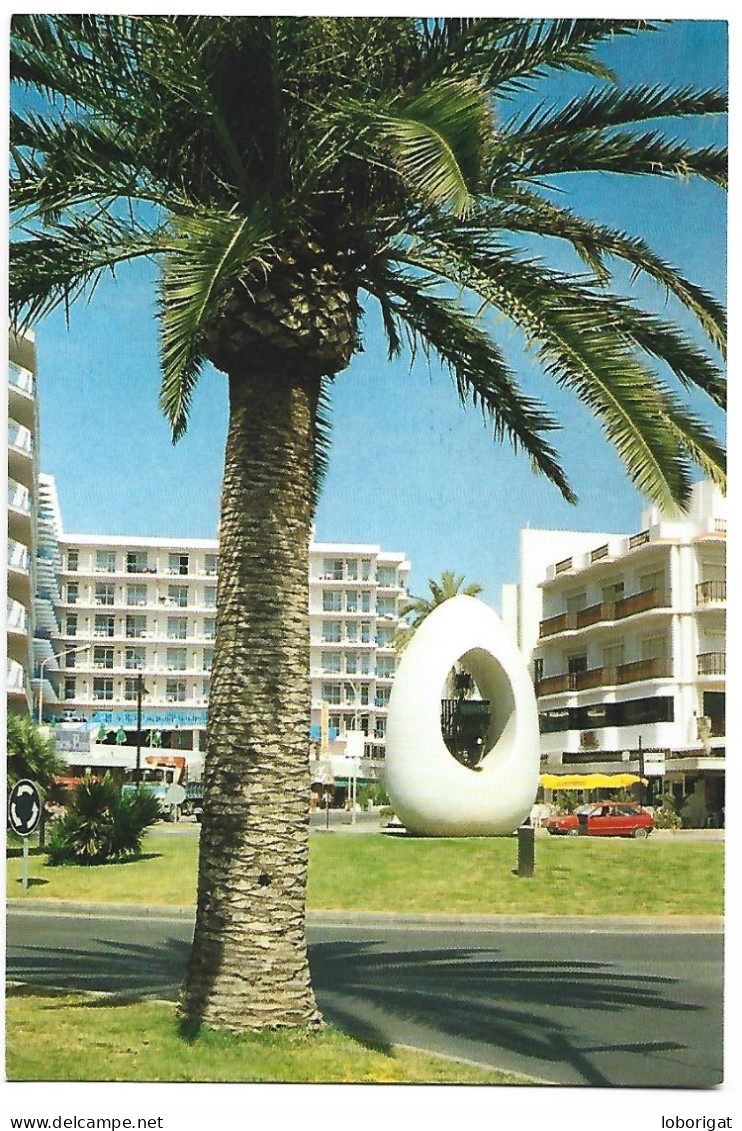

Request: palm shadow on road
left=8, top=934, right=715, bottom=1085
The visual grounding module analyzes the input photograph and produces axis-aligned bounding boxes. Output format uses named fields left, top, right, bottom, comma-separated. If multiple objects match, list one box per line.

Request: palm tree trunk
left=178, top=362, right=321, bottom=1031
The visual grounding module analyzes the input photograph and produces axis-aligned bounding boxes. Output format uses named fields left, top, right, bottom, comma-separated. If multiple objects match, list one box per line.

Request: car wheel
left=632, top=827, right=649, bottom=839
left=567, top=828, right=580, bottom=836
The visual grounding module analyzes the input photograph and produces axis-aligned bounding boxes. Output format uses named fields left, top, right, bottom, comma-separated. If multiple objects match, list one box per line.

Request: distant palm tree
left=10, top=16, right=726, bottom=1032
left=6, top=714, right=65, bottom=793
left=396, top=570, right=483, bottom=653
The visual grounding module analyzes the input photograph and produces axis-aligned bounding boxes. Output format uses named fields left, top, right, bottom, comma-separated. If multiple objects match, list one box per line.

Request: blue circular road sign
left=8, top=779, right=42, bottom=837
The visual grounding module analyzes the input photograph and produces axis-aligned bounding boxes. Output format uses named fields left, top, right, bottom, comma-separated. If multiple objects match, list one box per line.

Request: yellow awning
left=539, top=773, right=648, bottom=790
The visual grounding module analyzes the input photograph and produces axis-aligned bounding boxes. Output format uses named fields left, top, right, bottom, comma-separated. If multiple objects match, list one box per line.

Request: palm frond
left=475, top=191, right=727, bottom=357
left=158, top=207, right=276, bottom=440
left=363, top=259, right=577, bottom=501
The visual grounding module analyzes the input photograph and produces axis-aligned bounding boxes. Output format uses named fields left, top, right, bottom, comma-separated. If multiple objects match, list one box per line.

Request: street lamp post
left=135, top=671, right=147, bottom=785
left=37, top=642, right=92, bottom=726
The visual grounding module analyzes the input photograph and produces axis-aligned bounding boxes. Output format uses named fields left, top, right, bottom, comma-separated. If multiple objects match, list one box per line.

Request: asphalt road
left=7, top=908, right=723, bottom=1087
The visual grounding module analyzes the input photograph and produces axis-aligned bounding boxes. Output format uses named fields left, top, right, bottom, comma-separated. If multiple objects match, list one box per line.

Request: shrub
left=47, top=774, right=160, bottom=865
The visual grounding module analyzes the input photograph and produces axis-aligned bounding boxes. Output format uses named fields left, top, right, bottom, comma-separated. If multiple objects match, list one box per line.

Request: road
left=7, top=907, right=723, bottom=1087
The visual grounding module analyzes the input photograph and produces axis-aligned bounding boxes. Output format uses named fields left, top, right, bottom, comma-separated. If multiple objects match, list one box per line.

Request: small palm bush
left=47, top=775, right=161, bottom=865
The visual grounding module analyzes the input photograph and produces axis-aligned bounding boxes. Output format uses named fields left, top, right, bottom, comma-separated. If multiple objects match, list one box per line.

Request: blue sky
left=24, top=19, right=727, bottom=610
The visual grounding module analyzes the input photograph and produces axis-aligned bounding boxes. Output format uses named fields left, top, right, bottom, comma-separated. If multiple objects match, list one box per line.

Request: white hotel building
left=46, top=525, right=409, bottom=774
left=504, top=480, right=726, bottom=821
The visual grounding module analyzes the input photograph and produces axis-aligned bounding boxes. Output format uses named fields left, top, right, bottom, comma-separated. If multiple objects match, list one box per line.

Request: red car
left=547, top=801, right=654, bottom=839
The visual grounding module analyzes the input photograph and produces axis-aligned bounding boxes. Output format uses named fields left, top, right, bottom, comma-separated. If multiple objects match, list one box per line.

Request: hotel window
left=204, top=553, right=218, bottom=576
left=639, top=569, right=665, bottom=595
left=66, top=650, right=77, bottom=669
left=322, top=682, right=341, bottom=705
left=64, top=677, right=76, bottom=700
left=345, top=591, right=358, bottom=613
left=377, top=657, right=395, bottom=678
left=96, top=549, right=117, bottom=572
left=376, top=628, right=395, bottom=647
left=66, top=582, right=79, bottom=605
left=93, top=646, right=114, bottom=669
left=345, top=621, right=357, bottom=642
left=95, top=582, right=115, bottom=606
left=360, top=654, right=370, bottom=674
left=602, top=581, right=624, bottom=603
left=322, top=620, right=341, bottom=643
left=374, top=718, right=386, bottom=739
left=566, top=591, right=587, bottom=615
left=166, top=679, right=187, bottom=702
left=168, top=616, right=188, bottom=640
left=127, top=583, right=148, bottom=606
left=125, top=647, right=145, bottom=670
left=202, top=678, right=211, bottom=698
left=375, top=687, right=391, bottom=708
left=377, top=597, right=395, bottom=616
left=204, top=586, right=217, bottom=608
left=203, top=618, right=216, bottom=640
left=66, top=549, right=79, bottom=572
left=202, top=648, right=214, bottom=671
left=361, top=592, right=371, bottom=613
left=323, top=558, right=343, bottom=580
left=94, top=614, right=115, bottom=638
left=360, top=622, right=371, bottom=643
left=360, top=685, right=370, bottom=705
left=321, top=651, right=341, bottom=673
left=345, top=652, right=357, bottom=674
left=322, top=589, right=342, bottom=612
left=168, top=584, right=189, bottom=607
left=169, top=552, right=190, bottom=575
left=127, top=551, right=149, bottom=574
left=66, top=613, right=78, bottom=636
left=167, top=647, right=187, bottom=671
left=346, top=559, right=358, bottom=581
left=126, top=615, right=147, bottom=638
left=361, top=560, right=372, bottom=581
left=124, top=679, right=139, bottom=701
left=344, top=682, right=357, bottom=704
left=93, top=677, right=114, bottom=701
left=377, top=566, right=397, bottom=586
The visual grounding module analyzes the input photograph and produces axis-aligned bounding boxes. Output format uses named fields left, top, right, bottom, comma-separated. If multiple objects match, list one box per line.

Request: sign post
left=8, top=779, right=43, bottom=891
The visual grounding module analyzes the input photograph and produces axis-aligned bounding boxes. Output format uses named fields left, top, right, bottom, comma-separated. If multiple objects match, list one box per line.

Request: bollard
left=517, top=823, right=535, bottom=877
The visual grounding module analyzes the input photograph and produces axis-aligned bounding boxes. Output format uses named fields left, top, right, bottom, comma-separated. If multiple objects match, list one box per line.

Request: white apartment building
left=506, top=481, right=726, bottom=822
left=309, top=542, right=411, bottom=766
left=7, top=329, right=39, bottom=717
left=47, top=528, right=410, bottom=778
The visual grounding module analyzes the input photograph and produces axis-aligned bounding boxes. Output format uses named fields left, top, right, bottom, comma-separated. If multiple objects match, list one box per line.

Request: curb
left=6, top=899, right=724, bottom=932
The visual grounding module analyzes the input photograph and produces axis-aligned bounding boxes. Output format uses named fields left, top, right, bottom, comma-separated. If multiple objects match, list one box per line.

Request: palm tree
left=395, top=570, right=483, bottom=653
left=6, top=714, right=66, bottom=792
left=10, top=17, right=726, bottom=1031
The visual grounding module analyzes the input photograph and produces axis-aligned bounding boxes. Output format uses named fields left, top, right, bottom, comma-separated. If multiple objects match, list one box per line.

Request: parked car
left=547, top=801, right=654, bottom=839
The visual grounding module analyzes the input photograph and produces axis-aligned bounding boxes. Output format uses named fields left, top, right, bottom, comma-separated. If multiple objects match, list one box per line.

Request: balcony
left=614, top=587, right=670, bottom=619
left=696, top=580, right=726, bottom=605
left=615, top=656, right=673, bottom=684
left=8, top=360, right=34, bottom=395
left=8, top=479, right=31, bottom=514
left=7, top=599, right=29, bottom=636
left=7, top=539, right=30, bottom=573
left=8, top=420, right=34, bottom=457
left=697, top=651, right=725, bottom=676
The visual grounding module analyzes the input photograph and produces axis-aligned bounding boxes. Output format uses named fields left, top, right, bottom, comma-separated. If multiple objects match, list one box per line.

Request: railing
left=7, top=540, right=29, bottom=571
left=614, top=587, right=670, bottom=618
left=8, top=421, right=33, bottom=455
left=714, top=519, right=726, bottom=534
left=697, top=651, right=726, bottom=676
left=629, top=529, right=651, bottom=550
left=8, top=480, right=31, bottom=513
left=590, top=544, right=609, bottom=562
left=8, top=361, right=33, bottom=394
left=555, top=556, right=572, bottom=575
left=616, top=656, right=673, bottom=684
left=536, top=672, right=572, bottom=695
left=696, top=580, right=726, bottom=604
left=7, top=659, right=28, bottom=693
left=576, top=601, right=611, bottom=628
left=7, top=600, right=29, bottom=632
left=538, top=611, right=571, bottom=638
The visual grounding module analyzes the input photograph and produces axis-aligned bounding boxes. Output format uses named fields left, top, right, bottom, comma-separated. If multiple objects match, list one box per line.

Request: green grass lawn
left=7, top=829, right=724, bottom=916
left=6, top=986, right=527, bottom=1083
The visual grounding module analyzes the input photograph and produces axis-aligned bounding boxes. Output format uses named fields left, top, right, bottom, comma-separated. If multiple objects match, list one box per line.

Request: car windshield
left=575, top=804, right=594, bottom=815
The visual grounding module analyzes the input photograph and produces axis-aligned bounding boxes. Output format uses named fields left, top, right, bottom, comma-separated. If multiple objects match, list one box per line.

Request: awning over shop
left=539, top=773, right=648, bottom=790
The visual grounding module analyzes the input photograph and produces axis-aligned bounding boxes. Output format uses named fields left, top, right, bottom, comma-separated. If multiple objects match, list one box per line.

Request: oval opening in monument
left=439, top=647, right=515, bottom=771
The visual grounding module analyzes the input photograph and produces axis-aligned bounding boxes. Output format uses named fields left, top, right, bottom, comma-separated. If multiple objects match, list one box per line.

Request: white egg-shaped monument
left=385, top=595, right=540, bottom=836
